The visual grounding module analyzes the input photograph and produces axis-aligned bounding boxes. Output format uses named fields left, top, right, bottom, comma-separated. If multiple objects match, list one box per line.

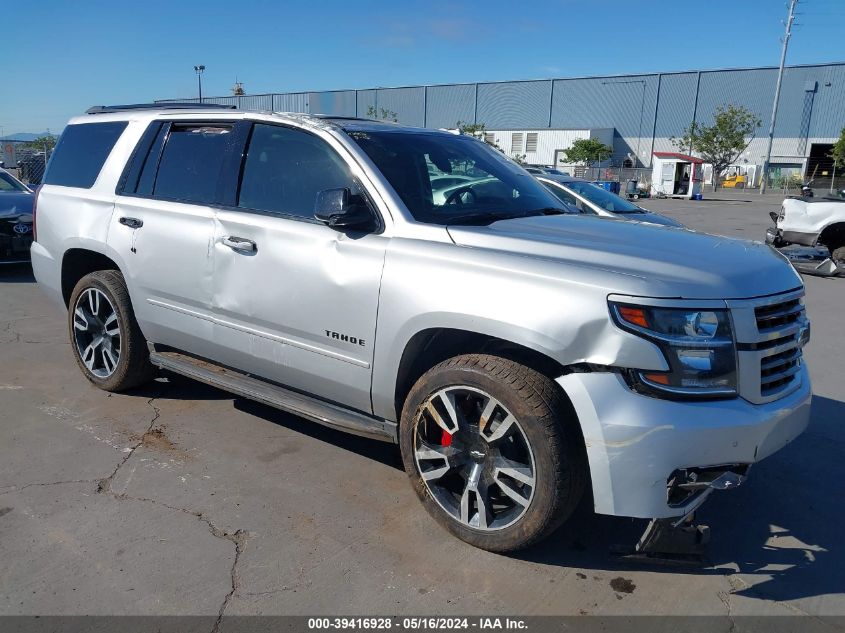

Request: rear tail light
left=32, top=186, right=39, bottom=242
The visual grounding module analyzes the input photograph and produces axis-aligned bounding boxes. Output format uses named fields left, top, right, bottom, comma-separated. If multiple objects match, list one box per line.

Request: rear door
left=209, top=122, right=387, bottom=413
left=111, top=120, right=243, bottom=358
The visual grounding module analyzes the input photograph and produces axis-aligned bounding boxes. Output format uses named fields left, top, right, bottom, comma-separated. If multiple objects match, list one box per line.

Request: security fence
left=1, top=139, right=52, bottom=185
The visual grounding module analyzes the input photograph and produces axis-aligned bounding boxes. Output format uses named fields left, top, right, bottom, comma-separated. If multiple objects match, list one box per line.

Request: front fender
left=370, top=240, right=668, bottom=421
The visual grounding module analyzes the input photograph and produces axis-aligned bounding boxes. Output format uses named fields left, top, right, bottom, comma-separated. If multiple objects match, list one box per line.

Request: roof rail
left=308, top=114, right=369, bottom=121
left=86, top=102, right=237, bottom=114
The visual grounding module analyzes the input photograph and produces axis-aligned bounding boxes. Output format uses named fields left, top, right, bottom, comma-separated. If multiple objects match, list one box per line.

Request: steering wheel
left=444, top=185, right=478, bottom=206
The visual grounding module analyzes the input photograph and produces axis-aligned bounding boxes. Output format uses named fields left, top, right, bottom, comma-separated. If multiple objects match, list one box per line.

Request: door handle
left=119, top=217, right=143, bottom=229
left=222, top=236, right=257, bottom=253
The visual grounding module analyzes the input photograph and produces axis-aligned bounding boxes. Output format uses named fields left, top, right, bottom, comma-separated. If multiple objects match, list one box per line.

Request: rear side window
left=43, top=122, right=127, bottom=188
left=152, top=125, right=232, bottom=204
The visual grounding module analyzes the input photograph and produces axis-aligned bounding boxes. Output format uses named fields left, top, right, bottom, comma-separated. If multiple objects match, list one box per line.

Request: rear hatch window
left=43, top=121, right=128, bottom=188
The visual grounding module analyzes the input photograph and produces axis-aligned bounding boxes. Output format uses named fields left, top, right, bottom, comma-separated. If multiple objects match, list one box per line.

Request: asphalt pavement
left=1, top=190, right=843, bottom=621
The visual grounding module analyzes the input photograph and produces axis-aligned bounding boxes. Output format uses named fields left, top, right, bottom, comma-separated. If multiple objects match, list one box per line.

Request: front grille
left=755, top=298, right=802, bottom=331
left=754, top=297, right=806, bottom=399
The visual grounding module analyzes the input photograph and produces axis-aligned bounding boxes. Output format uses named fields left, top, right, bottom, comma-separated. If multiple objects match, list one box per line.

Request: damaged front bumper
left=765, top=226, right=783, bottom=247
left=557, top=369, right=811, bottom=519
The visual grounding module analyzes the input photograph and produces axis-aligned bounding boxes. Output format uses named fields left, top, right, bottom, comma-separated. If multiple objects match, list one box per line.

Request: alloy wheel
left=413, top=386, right=536, bottom=531
left=72, top=287, right=121, bottom=378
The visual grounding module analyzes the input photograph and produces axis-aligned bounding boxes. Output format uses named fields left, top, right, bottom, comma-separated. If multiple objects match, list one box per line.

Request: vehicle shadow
left=516, top=394, right=845, bottom=604
left=233, top=395, right=404, bottom=470
left=0, top=263, right=35, bottom=283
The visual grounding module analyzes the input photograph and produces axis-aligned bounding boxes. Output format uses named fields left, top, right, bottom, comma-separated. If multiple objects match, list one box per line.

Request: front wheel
left=68, top=270, right=154, bottom=392
left=399, top=354, right=586, bottom=552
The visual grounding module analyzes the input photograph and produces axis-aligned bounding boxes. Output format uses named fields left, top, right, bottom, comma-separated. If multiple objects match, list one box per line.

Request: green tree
left=456, top=121, right=524, bottom=163
left=672, top=104, right=761, bottom=190
left=22, top=135, right=57, bottom=153
left=830, top=127, right=845, bottom=169
left=561, top=138, right=613, bottom=168
left=366, top=105, right=398, bottom=122
left=457, top=121, right=487, bottom=138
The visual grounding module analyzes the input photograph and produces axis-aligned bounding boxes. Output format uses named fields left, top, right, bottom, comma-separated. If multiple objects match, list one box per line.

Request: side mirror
left=314, top=188, right=374, bottom=230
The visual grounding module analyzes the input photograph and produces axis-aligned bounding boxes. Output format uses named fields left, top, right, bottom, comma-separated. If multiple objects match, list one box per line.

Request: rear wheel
left=399, top=354, right=586, bottom=552
left=68, top=270, right=154, bottom=391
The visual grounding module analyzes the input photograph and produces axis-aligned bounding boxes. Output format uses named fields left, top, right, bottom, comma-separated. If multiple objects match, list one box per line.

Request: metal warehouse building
left=160, top=62, right=845, bottom=186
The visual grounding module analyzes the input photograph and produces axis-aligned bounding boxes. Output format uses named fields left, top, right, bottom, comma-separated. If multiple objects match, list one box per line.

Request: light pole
left=602, top=80, right=647, bottom=168
left=760, top=0, right=797, bottom=194
left=194, top=65, right=206, bottom=103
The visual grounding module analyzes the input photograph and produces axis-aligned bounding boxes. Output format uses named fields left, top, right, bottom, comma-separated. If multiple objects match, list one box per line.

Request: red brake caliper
left=440, top=429, right=453, bottom=446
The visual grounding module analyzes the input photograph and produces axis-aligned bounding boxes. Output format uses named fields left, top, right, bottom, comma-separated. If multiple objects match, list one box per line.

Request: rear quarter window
left=43, top=121, right=128, bottom=188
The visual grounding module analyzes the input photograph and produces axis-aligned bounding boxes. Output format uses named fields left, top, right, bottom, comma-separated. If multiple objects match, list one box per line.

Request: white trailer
left=651, top=152, right=704, bottom=199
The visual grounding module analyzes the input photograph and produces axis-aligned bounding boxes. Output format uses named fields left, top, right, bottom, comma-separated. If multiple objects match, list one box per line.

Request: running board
left=148, top=349, right=397, bottom=443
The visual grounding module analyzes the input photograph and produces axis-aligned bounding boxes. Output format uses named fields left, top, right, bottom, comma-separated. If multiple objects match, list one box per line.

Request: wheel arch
left=818, top=221, right=845, bottom=250
left=61, top=248, right=124, bottom=307
left=391, top=327, right=570, bottom=424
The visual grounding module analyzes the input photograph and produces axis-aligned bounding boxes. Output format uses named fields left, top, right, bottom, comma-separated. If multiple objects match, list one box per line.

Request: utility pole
left=760, top=0, right=797, bottom=194
left=602, top=80, right=647, bottom=168
left=194, top=65, right=206, bottom=103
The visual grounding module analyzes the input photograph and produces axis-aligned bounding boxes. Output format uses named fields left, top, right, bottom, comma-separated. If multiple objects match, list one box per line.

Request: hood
left=447, top=214, right=802, bottom=300
left=0, top=191, right=34, bottom=221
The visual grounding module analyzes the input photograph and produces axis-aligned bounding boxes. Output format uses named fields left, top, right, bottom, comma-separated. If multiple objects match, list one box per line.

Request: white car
left=538, top=175, right=684, bottom=227
left=767, top=195, right=845, bottom=266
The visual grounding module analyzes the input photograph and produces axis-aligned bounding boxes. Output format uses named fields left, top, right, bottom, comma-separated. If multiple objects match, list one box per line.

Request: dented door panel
left=210, top=209, right=387, bottom=413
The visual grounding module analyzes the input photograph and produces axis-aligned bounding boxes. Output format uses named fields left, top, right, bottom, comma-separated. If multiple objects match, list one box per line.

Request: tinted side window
left=118, top=122, right=162, bottom=195
left=238, top=124, right=354, bottom=219
left=153, top=125, right=232, bottom=204
left=136, top=124, right=168, bottom=196
left=43, top=122, right=127, bottom=188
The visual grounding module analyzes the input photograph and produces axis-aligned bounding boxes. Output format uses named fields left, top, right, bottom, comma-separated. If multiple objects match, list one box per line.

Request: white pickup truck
left=767, top=195, right=845, bottom=269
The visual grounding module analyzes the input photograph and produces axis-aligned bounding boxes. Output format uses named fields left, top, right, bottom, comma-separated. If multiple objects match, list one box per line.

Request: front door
left=210, top=122, right=387, bottom=413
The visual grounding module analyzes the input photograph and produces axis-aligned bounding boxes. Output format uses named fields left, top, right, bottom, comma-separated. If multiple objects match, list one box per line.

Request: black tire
left=68, top=270, right=154, bottom=392
left=399, top=354, right=586, bottom=552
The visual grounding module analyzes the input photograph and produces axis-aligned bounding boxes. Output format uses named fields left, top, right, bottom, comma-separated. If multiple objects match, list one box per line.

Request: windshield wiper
left=444, top=208, right=569, bottom=226
left=526, top=207, right=571, bottom=216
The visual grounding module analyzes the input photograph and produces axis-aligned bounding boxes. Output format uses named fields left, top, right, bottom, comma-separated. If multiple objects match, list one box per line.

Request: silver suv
left=32, top=104, right=812, bottom=552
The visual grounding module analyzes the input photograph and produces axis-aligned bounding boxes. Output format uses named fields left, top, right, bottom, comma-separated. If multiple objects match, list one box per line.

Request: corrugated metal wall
left=309, top=90, right=357, bottom=117
left=477, top=80, right=552, bottom=129
left=156, top=63, right=845, bottom=164
left=426, top=84, right=476, bottom=129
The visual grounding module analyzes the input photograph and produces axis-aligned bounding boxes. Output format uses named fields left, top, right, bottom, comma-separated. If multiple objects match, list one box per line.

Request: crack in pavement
left=87, top=383, right=249, bottom=629
left=96, top=388, right=166, bottom=496
left=0, top=479, right=100, bottom=497
left=213, top=528, right=246, bottom=633
left=716, top=586, right=737, bottom=633
left=98, top=489, right=249, bottom=630
left=720, top=571, right=837, bottom=627
left=0, top=321, right=21, bottom=344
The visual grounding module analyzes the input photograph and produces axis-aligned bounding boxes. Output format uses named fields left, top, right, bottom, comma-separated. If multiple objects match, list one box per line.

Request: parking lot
left=1, top=191, right=843, bottom=620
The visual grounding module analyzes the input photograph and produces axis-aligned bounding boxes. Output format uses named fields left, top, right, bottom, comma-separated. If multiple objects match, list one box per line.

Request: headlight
left=610, top=302, right=737, bottom=399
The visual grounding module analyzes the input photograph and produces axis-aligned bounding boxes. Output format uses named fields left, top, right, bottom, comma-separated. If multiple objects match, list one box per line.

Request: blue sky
left=2, top=0, right=843, bottom=135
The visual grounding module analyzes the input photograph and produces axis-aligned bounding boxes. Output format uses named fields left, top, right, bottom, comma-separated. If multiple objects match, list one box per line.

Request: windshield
left=348, top=130, right=569, bottom=224
left=565, top=181, right=642, bottom=213
left=0, top=171, right=29, bottom=193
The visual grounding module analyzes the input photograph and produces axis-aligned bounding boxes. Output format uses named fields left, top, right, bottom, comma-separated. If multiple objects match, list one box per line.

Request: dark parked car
left=0, top=168, right=35, bottom=264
